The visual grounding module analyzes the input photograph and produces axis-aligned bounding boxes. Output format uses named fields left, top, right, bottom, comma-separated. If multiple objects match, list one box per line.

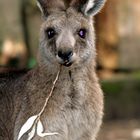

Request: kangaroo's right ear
left=37, top=0, right=65, bottom=16
left=70, top=0, right=106, bottom=16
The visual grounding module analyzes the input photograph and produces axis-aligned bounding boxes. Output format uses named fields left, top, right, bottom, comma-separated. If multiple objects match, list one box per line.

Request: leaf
left=37, top=120, right=59, bottom=137
left=17, top=115, right=38, bottom=140
left=36, top=120, right=43, bottom=135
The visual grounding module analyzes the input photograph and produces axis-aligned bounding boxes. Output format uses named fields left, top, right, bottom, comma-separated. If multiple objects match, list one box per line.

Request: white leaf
left=17, top=115, right=38, bottom=140
left=37, top=120, right=59, bottom=137
left=37, top=120, right=43, bottom=134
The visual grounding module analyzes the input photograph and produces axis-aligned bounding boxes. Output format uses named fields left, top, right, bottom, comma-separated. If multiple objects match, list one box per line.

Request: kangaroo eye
left=78, top=29, right=87, bottom=39
left=46, top=28, right=56, bottom=39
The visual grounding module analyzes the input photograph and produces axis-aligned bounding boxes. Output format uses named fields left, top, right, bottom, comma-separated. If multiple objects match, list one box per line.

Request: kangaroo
left=0, top=0, right=106, bottom=140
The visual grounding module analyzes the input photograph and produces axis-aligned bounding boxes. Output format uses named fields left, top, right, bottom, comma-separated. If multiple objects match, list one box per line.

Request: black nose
left=58, top=50, right=73, bottom=61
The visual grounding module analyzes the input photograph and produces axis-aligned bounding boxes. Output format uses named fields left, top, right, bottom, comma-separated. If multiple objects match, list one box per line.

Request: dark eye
left=78, top=29, right=87, bottom=39
left=46, top=28, right=56, bottom=39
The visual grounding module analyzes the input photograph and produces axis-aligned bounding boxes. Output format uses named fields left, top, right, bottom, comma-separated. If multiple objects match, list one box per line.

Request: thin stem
left=38, top=66, right=61, bottom=118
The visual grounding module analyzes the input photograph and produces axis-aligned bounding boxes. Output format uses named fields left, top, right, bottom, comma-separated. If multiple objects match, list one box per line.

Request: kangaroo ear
left=71, top=0, right=106, bottom=16
left=37, top=0, right=65, bottom=16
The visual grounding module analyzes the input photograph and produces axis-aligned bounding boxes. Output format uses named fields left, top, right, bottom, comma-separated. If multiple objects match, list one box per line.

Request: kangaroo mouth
left=63, top=62, right=73, bottom=67
left=56, top=55, right=73, bottom=67
left=59, top=60, right=73, bottom=67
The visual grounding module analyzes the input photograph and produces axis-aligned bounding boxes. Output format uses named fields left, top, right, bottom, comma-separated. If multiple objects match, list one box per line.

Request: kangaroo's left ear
left=37, top=0, right=65, bottom=17
left=71, top=0, right=106, bottom=16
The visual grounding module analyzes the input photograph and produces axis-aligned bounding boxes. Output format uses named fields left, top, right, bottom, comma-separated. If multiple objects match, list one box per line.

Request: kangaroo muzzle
left=56, top=49, right=74, bottom=67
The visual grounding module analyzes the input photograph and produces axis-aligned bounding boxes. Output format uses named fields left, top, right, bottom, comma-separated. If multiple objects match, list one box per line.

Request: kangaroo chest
left=14, top=78, right=92, bottom=140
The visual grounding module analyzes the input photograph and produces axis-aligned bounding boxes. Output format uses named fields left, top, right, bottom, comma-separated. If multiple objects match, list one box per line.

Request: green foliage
left=102, top=76, right=140, bottom=120
left=27, top=57, right=37, bottom=68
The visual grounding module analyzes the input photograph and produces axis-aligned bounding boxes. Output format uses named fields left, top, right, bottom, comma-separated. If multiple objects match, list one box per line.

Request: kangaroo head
left=37, top=0, right=106, bottom=68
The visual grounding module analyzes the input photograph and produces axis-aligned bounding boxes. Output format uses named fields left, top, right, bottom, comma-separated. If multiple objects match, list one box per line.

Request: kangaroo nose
left=58, top=50, right=73, bottom=61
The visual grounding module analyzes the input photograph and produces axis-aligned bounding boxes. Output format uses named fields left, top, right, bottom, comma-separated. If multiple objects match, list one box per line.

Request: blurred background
left=0, top=0, right=140, bottom=139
